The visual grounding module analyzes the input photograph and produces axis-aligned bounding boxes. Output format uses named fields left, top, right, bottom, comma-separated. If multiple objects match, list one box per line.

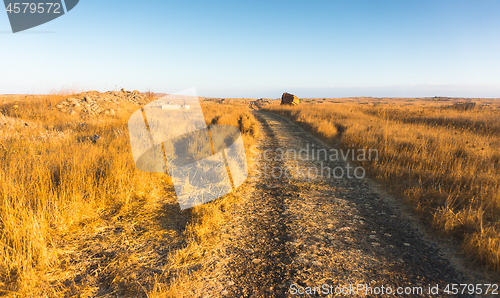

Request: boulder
left=281, top=92, right=300, bottom=106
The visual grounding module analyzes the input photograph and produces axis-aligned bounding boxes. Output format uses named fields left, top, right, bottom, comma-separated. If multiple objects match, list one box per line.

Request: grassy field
left=1, top=92, right=498, bottom=294
left=263, top=99, right=500, bottom=271
left=0, top=93, right=258, bottom=296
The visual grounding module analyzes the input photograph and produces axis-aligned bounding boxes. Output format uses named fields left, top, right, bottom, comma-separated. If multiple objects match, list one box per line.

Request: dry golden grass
left=201, top=101, right=259, bottom=149
left=0, top=94, right=258, bottom=296
left=264, top=100, right=500, bottom=271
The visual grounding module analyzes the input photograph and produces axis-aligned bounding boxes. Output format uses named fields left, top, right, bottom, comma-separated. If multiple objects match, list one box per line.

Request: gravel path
left=196, top=111, right=481, bottom=297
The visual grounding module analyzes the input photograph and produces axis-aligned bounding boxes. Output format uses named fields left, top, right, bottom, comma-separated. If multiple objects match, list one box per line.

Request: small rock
left=344, top=237, right=354, bottom=243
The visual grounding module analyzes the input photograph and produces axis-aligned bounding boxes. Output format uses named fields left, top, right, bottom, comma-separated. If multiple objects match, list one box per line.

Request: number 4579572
left=5, top=3, right=62, bottom=14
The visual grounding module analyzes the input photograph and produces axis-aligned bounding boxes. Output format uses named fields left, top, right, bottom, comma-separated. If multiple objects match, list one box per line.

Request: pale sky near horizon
left=1, top=0, right=499, bottom=98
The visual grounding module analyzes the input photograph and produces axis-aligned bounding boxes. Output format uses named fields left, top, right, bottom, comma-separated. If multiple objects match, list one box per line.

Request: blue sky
left=1, top=0, right=499, bottom=98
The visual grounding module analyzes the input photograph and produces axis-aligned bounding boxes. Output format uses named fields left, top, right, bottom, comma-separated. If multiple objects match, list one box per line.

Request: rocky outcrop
left=281, top=92, right=300, bottom=106
left=55, top=89, right=147, bottom=116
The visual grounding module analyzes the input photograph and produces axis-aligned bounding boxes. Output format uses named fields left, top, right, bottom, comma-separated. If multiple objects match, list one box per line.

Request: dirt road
left=195, top=111, right=482, bottom=297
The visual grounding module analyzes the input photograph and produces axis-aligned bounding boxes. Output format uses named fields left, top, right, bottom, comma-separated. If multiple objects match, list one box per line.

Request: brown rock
left=281, top=92, right=300, bottom=105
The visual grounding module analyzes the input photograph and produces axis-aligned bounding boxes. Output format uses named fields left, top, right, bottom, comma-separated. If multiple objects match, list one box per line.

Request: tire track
left=217, top=111, right=297, bottom=297
left=196, top=110, right=484, bottom=298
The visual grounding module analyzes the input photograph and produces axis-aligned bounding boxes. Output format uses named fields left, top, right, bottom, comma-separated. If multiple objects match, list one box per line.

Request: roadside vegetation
left=0, top=93, right=258, bottom=296
left=263, top=100, right=500, bottom=271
